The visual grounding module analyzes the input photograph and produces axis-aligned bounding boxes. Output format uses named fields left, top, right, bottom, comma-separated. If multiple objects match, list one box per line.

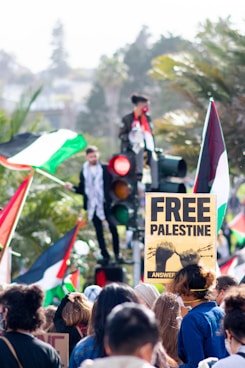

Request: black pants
left=92, top=209, right=119, bottom=259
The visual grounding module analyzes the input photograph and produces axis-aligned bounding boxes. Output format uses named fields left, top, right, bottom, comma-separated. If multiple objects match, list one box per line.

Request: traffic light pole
left=131, top=182, right=144, bottom=287
left=132, top=227, right=143, bottom=286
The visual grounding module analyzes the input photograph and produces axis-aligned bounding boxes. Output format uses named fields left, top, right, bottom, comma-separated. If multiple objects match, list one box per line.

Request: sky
left=1, top=0, right=244, bottom=73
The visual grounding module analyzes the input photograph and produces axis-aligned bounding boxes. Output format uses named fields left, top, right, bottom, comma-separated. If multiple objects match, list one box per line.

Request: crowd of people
left=0, top=93, right=244, bottom=368
left=0, top=263, right=244, bottom=368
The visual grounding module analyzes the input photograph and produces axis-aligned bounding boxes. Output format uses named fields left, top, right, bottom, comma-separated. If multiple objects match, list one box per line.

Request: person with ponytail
left=170, top=263, right=228, bottom=368
left=119, top=93, right=158, bottom=190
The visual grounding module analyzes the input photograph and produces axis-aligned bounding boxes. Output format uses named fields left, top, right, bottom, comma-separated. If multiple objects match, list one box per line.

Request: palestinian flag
left=62, top=269, right=80, bottom=293
left=0, top=129, right=87, bottom=173
left=0, top=171, right=34, bottom=263
left=193, top=99, right=230, bottom=232
left=12, top=221, right=81, bottom=306
left=219, top=247, right=245, bottom=283
left=229, top=210, right=245, bottom=247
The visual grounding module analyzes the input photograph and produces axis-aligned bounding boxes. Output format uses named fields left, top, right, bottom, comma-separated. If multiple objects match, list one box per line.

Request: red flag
left=0, top=171, right=34, bottom=262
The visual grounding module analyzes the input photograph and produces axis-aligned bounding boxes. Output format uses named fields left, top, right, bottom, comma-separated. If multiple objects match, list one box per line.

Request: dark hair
left=170, top=263, right=215, bottom=300
left=86, top=145, right=98, bottom=155
left=105, top=302, right=159, bottom=354
left=216, top=275, right=238, bottom=292
left=0, top=284, right=45, bottom=331
left=91, top=282, right=139, bottom=356
left=131, top=93, right=149, bottom=105
left=223, top=285, right=245, bottom=341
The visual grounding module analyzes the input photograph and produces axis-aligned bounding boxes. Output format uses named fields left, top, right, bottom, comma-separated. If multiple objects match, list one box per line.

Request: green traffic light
left=112, top=204, right=129, bottom=225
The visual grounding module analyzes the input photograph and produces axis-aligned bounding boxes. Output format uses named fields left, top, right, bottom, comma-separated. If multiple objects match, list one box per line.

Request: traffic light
left=157, top=150, right=187, bottom=193
left=108, top=152, right=138, bottom=227
left=95, top=266, right=127, bottom=287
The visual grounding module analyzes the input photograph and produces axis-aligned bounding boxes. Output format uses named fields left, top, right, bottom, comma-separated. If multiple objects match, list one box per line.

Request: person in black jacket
left=119, top=93, right=158, bottom=190
left=0, top=284, right=61, bottom=368
left=65, top=145, right=123, bottom=265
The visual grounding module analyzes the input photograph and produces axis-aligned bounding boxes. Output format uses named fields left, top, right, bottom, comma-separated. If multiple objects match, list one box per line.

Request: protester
left=170, top=263, right=228, bottom=368
left=54, top=291, right=92, bottom=356
left=0, top=284, right=61, bottom=368
left=212, top=284, right=245, bottom=367
left=42, top=305, right=57, bottom=332
left=153, top=292, right=182, bottom=367
left=216, top=230, right=230, bottom=260
left=213, top=275, right=239, bottom=307
left=65, top=145, right=124, bottom=265
left=80, top=302, right=165, bottom=368
left=119, top=93, right=158, bottom=190
left=134, top=282, right=160, bottom=309
left=69, top=282, right=139, bottom=368
left=83, top=285, right=102, bottom=303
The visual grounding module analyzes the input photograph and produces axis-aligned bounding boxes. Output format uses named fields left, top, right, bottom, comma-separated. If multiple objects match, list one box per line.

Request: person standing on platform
left=65, top=145, right=124, bottom=265
left=119, top=93, right=158, bottom=190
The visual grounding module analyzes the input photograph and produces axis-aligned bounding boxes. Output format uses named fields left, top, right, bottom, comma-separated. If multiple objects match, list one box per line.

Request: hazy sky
left=1, top=0, right=244, bottom=73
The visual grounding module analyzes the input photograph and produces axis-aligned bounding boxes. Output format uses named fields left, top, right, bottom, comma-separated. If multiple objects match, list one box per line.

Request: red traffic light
left=108, top=154, right=131, bottom=176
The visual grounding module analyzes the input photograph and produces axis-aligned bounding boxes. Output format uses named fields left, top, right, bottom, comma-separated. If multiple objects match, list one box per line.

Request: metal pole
left=132, top=229, right=142, bottom=287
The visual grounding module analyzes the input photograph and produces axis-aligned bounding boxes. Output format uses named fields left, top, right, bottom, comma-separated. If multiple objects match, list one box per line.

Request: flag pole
left=35, top=168, right=66, bottom=186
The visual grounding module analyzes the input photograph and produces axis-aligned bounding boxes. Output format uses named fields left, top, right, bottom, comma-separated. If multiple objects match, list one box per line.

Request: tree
left=149, top=18, right=245, bottom=175
left=49, top=19, right=70, bottom=77
left=78, top=26, right=192, bottom=150
left=96, top=55, right=128, bottom=151
left=75, top=82, right=108, bottom=137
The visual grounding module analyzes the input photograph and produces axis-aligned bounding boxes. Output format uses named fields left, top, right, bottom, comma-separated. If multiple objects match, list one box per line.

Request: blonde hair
left=62, top=295, right=92, bottom=327
left=153, top=292, right=181, bottom=363
left=42, top=305, right=57, bottom=332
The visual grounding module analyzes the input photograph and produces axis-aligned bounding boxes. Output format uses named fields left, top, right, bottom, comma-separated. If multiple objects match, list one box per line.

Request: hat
left=83, top=285, right=102, bottom=303
left=134, top=283, right=160, bottom=308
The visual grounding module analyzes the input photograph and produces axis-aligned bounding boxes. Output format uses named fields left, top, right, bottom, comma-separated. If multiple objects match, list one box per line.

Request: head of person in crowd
left=170, top=263, right=216, bottom=307
left=213, top=275, right=239, bottom=306
left=90, top=282, right=139, bottom=357
left=131, top=93, right=150, bottom=116
left=222, top=284, right=245, bottom=354
left=0, top=283, right=45, bottom=332
left=61, top=293, right=92, bottom=331
left=153, top=292, right=182, bottom=365
left=105, top=302, right=160, bottom=363
left=54, top=292, right=93, bottom=356
left=83, top=284, right=102, bottom=303
left=85, top=145, right=100, bottom=166
left=134, top=282, right=160, bottom=309
left=42, top=305, right=57, bottom=332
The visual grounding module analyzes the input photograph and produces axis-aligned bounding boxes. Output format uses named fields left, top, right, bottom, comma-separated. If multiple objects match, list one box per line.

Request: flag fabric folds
left=193, top=99, right=230, bottom=232
left=62, top=269, right=80, bottom=294
left=229, top=210, right=245, bottom=247
left=0, top=247, right=12, bottom=284
left=0, top=129, right=87, bottom=174
left=219, top=247, right=245, bottom=283
left=12, top=221, right=81, bottom=306
left=0, top=171, right=34, bottom=263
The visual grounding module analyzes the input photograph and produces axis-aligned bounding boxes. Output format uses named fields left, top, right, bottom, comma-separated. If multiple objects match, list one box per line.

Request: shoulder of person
left=122, top=112, right=134, bottom=122
left=80, top=358, right=94, bottom=368
left=212, top=354, right=245, bottom=367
